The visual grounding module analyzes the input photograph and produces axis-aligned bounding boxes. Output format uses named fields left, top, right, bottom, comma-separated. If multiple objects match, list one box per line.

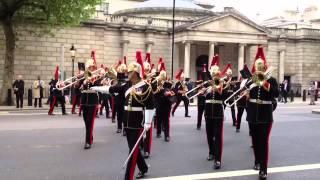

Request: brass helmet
left=128, top=62, right=143, bottom=79
left=143, top=61, right=151, bottom=74
left=210, top=65, right=220, bottom=77
left=254, top=58, right=266, bottom=72
left=85, top=59, right=95, bottom=69
left=117, top=63, right=127, bottom=73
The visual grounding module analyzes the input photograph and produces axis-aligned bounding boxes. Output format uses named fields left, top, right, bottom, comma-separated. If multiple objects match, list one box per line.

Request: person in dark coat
left=12, top=75, right=24, bottom=108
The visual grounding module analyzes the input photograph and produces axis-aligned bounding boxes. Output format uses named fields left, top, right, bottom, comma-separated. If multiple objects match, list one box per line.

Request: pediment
left=187, top=14, right=266, bottom=34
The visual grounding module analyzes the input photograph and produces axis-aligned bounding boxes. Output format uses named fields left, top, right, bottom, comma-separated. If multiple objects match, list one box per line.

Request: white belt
left=205, top=100, right=223, bottom=104
left=227, top=90, right=233, bottom=92
left=124, top=106, right=144, bottom=111
left=249, top=99, right=272, bottom=104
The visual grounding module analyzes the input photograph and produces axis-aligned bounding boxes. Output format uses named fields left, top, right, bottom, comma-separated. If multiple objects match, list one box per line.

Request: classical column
left=173, top=43, right=180, bottom=78
left=121, top=40, right=129, bottom=58
left=279, top=50, right=285, bottom=82
left=146, top=43, right=152, bottom=53
left=145, top=31, right=154, bottom=54
left=184, top=41, right=191, bottom=78
left=120, top=29, right=130, bottom=58
left=209, top=41, right=216, bottom=65
left=238, top=44, right=245, bottom=77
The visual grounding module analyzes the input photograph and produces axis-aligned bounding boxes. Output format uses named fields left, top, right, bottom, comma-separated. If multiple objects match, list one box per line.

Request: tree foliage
left=0, top=0, right=102, bottom=104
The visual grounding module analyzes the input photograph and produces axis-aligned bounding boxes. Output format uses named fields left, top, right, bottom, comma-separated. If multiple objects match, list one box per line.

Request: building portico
left=173, top=13, right=268, bottom=80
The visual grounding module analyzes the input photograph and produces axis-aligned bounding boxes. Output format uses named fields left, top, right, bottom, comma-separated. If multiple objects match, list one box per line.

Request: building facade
left=1, top=0, right=320, bottom=96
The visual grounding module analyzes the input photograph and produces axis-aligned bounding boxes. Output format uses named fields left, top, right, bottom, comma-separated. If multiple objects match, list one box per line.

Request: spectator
left=309, top=81, right=316, bottom=105
left=33, top=76, right=44, bottom=108
left=12, top=75, right=24, bottom=108
left=281, top=79, right=290, bottom=103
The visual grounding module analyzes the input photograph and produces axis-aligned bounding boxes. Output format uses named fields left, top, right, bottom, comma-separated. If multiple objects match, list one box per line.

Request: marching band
left=48, top=45, right=278, bottom=180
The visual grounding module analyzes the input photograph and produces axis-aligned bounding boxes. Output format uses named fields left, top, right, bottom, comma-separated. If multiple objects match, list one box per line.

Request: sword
left=122, top=128, right=147, bottom=169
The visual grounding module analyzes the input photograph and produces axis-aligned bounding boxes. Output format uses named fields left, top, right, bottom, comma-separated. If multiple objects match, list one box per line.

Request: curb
left=312, top=109, right=320, bottom=114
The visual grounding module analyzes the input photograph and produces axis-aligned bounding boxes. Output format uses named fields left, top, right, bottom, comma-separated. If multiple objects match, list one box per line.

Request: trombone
left=56, top=68, right=105, bottom=90
left=224, top=67, right=274, bottom=107
left=186, top=76, right=227, bottom=100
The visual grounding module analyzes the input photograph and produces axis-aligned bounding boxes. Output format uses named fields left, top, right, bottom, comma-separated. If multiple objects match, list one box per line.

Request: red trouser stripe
left=89, top=106, right=98, bottom=145
left=78, top=105, right=82, bottom=115
left=129, top=129, right=143, bottom=180
left=168, top=112, right=171, bottom=137
left=265, top=123, right=273, bottom=167
left=49, top=96, right=57, bottom=113
left=148, top=124, right=153, bottom=154
left=71, top=95, right=77, bottom=113
left=111, top=97, right=115, bottom=118
left=220, top=121, right=224, bottom=161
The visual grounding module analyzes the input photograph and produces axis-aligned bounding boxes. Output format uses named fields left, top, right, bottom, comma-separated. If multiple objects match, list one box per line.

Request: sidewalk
left=1, top=97, right=319, bottom=112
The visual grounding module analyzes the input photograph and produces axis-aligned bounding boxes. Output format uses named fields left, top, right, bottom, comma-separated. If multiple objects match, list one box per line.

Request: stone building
left=1, top=0, right=320, bottom=96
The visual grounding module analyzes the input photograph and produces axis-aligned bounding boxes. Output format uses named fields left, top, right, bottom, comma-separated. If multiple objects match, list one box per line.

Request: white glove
left=144, top=123, right=151, bottom=131
left=90, top=86, right=110, bottom=94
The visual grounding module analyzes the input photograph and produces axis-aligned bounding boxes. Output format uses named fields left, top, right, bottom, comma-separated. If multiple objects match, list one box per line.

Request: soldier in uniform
left=71, top=65, right=85, bottom=114
left=203, top=55, right=226, bottom=169
left=92, top=51, right=154, bottom=180
left=234, top=64, right=250, bottom=133
left=196, top=64, right=208, bottom=130
left=246, top=46, right=279, bottom=180
left=113, top=59, right=127, bottom=133
left=48, top=66, right=67, bottom=115
left=171, top=69, right=190, bottom=117
left=141, top=53, right=154, bottom=158
left=154, top=62, right=174, bottom=142
left=222, top=63, right=237, bottom=126
left=80, top=59, right=101, bottom=149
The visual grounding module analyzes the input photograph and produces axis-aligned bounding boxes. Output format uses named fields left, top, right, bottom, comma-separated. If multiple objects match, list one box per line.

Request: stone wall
left=0, top=24, right=172, bottom=97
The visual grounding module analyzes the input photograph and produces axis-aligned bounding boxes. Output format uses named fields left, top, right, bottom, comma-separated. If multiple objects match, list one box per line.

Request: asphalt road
left=0, top=103, right=319, bottom=180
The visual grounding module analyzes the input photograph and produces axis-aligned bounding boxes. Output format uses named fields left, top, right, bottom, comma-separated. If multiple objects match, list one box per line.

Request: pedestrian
left=309, top=81, right=316, bottom=105
left=33, top=76, right=44, bottom=108
left=12, top=75, right=24, bottom=108
left=281, top=79, right=290, bottom=103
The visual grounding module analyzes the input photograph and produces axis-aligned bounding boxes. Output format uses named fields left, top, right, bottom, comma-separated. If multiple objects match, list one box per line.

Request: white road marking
left=145, top=163, right=320, bottom=180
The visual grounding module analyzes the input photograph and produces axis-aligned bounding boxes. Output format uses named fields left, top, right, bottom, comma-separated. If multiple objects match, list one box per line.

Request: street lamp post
left=70, top=44, right=76, bottom=101
left=171, top=0, right=176, bottom=79
left=70, top=44, right=76, bottom=77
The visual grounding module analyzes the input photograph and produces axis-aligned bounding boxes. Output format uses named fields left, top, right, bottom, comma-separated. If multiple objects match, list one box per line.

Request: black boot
left=214, top=161, right=221, bottom=169
left=259, top=171, right=267, bottom=180
left=136, top=170, right=148, bottom=179
left=207, top=154, right=214, bottom=161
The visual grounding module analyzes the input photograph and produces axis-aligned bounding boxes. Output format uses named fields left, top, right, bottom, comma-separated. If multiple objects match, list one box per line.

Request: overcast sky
left=191, top=0, right=320, bottom=21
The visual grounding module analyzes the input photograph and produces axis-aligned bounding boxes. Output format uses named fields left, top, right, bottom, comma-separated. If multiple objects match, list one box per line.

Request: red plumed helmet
left=91, top=50, right=96, bottom=64
left=145, top=53, right=151, bottom=63
left=175, top=69, right=184, bottom=80
left=221, top=62, right=232, bottom=76
left=210, top=54, right=220, bottom=67
left=54, top=66, right=59, bottom=80
left=157, top=57, right=163, bottom=71
left=252, top=45, right=267, bottom=73
left=136, top=51, right=145, bottom=78
left=123, top=56, right=127, bottom=65
left=159, top=62, right=166, bottom=72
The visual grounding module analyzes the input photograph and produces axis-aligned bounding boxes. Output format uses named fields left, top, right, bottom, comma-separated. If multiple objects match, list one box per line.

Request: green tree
left=0, top=0, right=101, bottom=104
